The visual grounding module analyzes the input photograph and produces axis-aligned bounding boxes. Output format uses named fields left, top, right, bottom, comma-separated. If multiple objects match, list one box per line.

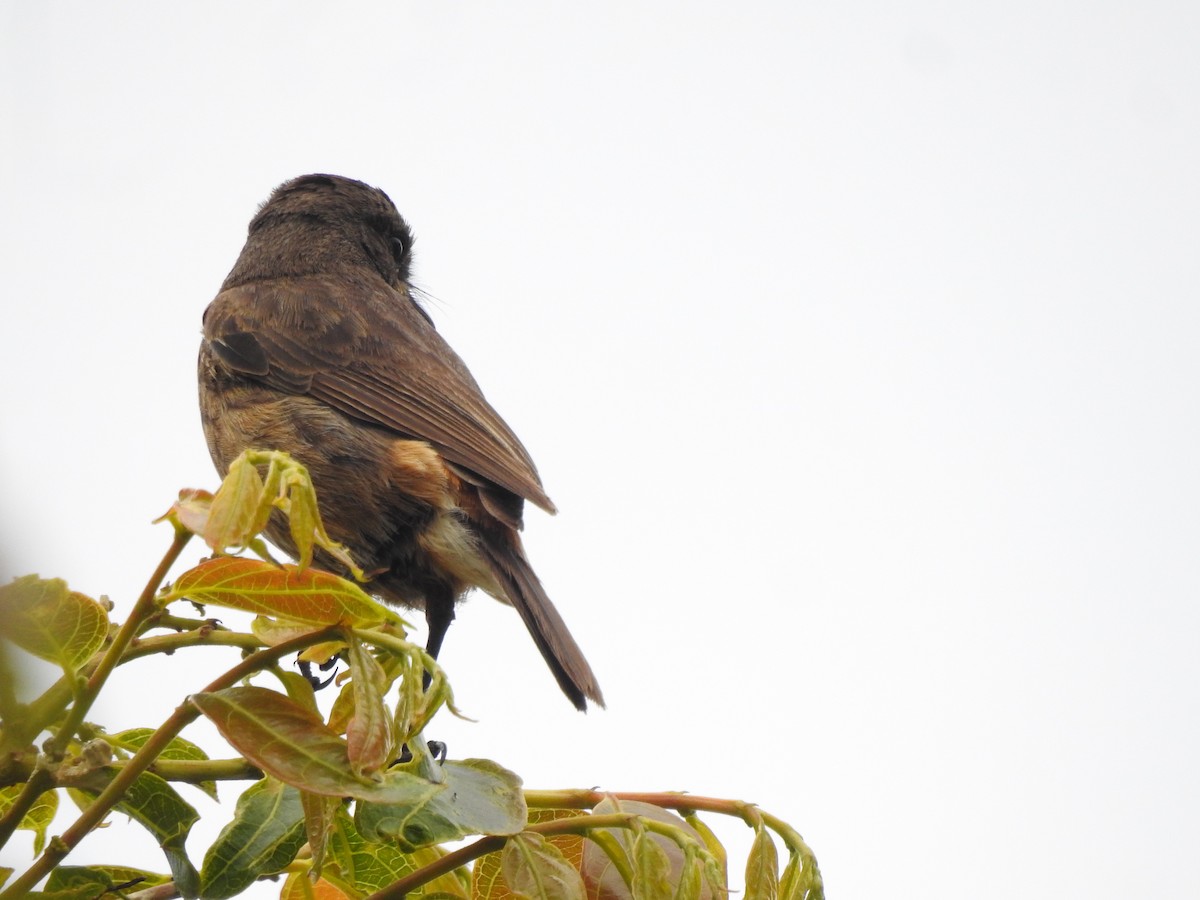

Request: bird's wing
left=202, top=275, right=555, bottom=515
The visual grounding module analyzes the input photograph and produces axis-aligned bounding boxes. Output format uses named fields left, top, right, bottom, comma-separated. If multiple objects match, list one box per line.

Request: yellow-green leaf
left=745, top=824, right=779, bottom=900
left=778, top=848, right=824, bottom=900
left=0, top=576, right=108, bottom=673
left=632, top=827, right=673, bottom=899
left=683, top=814, right=727, bottom=886
left=0, top=784, right=58, bottom=855
left=204, top=453, right=269, bottom=554
left=346, top=633, right=391, bottom=776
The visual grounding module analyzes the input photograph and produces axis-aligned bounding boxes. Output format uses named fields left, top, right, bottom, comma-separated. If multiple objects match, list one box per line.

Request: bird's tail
left=481, top=537, right=605, bottom=711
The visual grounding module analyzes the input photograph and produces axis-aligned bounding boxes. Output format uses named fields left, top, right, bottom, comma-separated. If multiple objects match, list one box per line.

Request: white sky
left=2, top=3, right=1198, bottom=898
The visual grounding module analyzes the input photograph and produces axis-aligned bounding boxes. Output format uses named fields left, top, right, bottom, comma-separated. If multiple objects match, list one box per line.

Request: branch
left=0, top=626, right=342, bottom=899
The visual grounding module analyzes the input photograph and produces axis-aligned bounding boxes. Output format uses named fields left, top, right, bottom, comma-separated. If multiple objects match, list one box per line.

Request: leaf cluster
left=0, top=451, right=822, bottom=899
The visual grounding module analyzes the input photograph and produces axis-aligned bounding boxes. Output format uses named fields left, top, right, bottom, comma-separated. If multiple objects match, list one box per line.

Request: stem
left=121, top=629, right=264, bottom=663
left=367, top=813, right=638, bottom=900
left=0, top=626, right=341, bottom=899
left=138, top=610, right=230, bottom=635
left=141, top=758, right=264, bottom=784
left=524, top=789, right=818, bottom=857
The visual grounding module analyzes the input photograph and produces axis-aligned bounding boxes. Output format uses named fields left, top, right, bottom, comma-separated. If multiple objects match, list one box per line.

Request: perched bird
left=198, top=174, right=603, bottom=710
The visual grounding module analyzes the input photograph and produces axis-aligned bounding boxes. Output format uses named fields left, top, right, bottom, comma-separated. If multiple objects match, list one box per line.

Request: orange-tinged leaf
left=192, top=687, right=357, bottom=797
left=155, top=488, right=214, bottom=536
left=0, top=576, right=109, bottom=672
left=191, top=687, right=438, bottom=805
left=281, top=871, right=353, bottom=900
left=163, top=558, right=395, bottom=626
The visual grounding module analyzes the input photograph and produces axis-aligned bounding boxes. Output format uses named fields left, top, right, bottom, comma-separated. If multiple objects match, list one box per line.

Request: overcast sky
left=2, top=3, right=1198, bottom=898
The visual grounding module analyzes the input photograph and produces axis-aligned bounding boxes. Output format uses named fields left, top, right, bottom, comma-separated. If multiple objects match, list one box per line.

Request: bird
left=197, top=174, right=603, bottom=710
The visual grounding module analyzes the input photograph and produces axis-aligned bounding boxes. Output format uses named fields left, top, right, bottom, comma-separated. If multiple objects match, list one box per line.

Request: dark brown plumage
left=198, top=174, right=603, bottom=710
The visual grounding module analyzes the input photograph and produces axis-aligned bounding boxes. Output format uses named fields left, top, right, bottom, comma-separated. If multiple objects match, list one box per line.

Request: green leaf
left=0, top=783, right=58, bottom=855
left=745, top=824, right=779, bottom=900
left=0, top=576, right=108, bottom=673
left=111, top=728, right=218, bottom=800
left=46, top=865, right=170, bottom=892
left=500, top=831, right=585, bottom=900
left=199, top=777, right=307, bottom=899
left=75, top=770, right=200, bottom=894
left=326, top=809, right=468, bottom=897
left=355, top=758, right=526, bottom=852
left=165, top=558, right=396, bottom=626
